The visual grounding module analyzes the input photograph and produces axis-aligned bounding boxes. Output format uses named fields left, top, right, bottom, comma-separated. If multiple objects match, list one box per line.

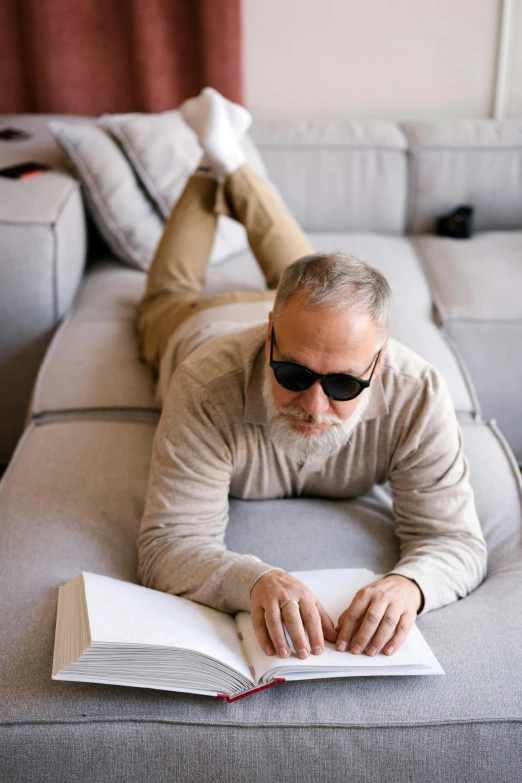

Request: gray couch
left=1, top=115, right=521, bottom=782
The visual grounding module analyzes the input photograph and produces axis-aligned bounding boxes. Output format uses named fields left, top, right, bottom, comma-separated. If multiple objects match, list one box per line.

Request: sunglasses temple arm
left=368, top=349, right=382, bottom=383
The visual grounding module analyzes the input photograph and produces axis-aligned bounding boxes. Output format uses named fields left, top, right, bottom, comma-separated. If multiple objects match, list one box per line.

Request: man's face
left=262, top=293, right=386, bottom=458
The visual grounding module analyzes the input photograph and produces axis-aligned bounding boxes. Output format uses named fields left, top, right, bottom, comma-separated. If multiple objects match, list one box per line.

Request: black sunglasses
left=269, top=326, right=381, bottom=402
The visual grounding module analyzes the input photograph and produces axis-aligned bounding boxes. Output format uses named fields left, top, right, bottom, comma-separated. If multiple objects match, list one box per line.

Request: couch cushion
left=0, top=117, right=88, bottom=464
left=29, top=235, right=477, bottom=420
left=0, top=112, right=112, bottom=260
left=439, top=320, right=522, bottom=465
left=29, top=261, right=157, bottom=416
left=404, top=120, right=522, bottom=233
left=251, top=120, right=408, bottom=234
left=411, top=232, right=522, bottom=321
left=0, top=117, right=88, bottom=324
left=0, top=417, right=520, bottom=782
left=412, top=232, right=522, bottom=463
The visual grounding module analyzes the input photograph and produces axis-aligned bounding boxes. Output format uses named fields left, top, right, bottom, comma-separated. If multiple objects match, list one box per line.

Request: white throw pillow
left=49, top=112, right=270, bottom=271
left=100, top=109, right=268, bottom=265
left=48, top=120, right=164, bottom=271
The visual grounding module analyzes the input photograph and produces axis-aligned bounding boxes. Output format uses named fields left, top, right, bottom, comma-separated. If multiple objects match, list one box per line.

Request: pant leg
left=135, top=175, right=219, bottom=373
left=219, top=162, right=315, bottom=289
left=143, top=174, right=219, bottom=297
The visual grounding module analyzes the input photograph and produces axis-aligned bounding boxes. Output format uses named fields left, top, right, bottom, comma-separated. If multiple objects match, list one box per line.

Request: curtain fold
left=0, top=0, right=243, bottom=115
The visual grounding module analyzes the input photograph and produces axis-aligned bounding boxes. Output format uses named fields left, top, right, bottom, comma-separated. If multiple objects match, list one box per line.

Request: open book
left=52, top=568, right=444, bottom=703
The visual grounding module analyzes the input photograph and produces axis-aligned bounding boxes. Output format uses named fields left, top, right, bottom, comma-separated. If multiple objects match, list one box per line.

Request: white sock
left=183, top=87, right=252, bottom=140
left=203, top=87, right=252, bottom=139
left=181, top=87, right=249, bottom=177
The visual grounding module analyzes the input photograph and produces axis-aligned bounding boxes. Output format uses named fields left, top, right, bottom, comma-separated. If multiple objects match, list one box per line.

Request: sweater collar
left=244, top=337, right=389, bottom=426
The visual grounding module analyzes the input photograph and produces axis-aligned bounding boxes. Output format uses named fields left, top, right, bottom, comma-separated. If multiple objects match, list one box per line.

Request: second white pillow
left=100, top=109, right=269, bottom=265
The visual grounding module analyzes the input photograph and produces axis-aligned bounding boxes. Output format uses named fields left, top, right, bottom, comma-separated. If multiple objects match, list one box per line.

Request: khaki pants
left=135, top=162, right=314, bottom=378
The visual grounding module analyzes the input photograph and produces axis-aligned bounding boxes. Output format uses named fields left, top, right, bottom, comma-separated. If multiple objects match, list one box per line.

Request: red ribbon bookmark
left=217, top=677, right=285, bottom=703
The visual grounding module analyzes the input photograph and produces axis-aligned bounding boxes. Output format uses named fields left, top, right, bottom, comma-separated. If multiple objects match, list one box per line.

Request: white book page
left=81, top=572, right=253, bottom=681
left=235, top=569, right=442, bottom=682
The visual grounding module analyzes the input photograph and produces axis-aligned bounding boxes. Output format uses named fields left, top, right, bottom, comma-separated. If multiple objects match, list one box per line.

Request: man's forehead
left=273, top=307, right=378, bottom=375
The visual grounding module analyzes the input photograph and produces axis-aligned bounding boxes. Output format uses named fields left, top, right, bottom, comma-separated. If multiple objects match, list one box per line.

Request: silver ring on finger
left=279, top=599, right=301, bottom=611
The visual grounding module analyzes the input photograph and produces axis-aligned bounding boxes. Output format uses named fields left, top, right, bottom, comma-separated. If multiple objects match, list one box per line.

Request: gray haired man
left=135, top=88, right=487, bottom=663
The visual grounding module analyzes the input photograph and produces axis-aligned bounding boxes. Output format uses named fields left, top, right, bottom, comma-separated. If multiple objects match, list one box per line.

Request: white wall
left=509, top=0, right=522, bottom=114
left=244, top=0, right=521, bottom=120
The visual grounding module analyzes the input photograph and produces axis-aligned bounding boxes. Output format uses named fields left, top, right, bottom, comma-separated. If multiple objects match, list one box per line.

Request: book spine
left=217, top=678, right=285, bottom=703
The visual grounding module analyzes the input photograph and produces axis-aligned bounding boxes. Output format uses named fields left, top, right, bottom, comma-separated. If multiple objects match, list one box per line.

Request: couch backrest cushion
left=404, top=119, right=522, bottom=233
left=251, top=120, right=408, bottom=235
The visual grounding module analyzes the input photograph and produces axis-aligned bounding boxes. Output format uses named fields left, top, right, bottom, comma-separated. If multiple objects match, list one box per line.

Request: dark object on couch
left=436, top=205, right=474, bottom=239
left=0, top=127, right=33, bottom=141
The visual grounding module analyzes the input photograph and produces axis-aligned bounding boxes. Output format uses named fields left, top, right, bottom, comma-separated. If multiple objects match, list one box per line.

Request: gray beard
left=262, top=363, right=370, bottom=463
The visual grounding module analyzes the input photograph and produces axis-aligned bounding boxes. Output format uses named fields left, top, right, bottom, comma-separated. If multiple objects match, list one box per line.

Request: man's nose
left=299, top=380, right=331, bottom=417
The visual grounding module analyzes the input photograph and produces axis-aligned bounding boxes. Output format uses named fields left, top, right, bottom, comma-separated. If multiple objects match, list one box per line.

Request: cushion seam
left=0, top=176, right=78, bottom=228
left=408, top=235, right=449, bottom=322
left=486, top=420, right=522, bottom=502
left=409, top=145, right=522, bottom=152
left=253, top=144, right=407, bottom=152
left=32, top=407, right=160, bottom=417
left=31, top=409, right=160, bottom=425
left=0, top=717, right=520, bottom=729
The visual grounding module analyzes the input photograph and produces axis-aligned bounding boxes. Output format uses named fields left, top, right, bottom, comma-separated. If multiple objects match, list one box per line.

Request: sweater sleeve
left=137, top=364, right=283, bottom=614
left=384, top=367, right=488, bottom=616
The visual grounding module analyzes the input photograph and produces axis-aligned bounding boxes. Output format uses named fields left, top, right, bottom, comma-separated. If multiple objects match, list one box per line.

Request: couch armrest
left=0, top=168, right=87, bottom=466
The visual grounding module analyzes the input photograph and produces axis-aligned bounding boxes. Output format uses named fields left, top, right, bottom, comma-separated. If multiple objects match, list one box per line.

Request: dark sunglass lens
left=275, top=365, right=314, bottom=392
left=324, top=377, right=362, bottom=400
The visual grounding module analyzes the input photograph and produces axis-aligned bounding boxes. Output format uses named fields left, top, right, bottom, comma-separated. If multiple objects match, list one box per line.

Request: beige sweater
left=137, top=323, right=487, bottom=617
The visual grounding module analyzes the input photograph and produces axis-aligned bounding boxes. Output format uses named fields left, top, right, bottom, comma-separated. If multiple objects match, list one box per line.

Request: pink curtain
left=0, top=0, right=243, bottom=115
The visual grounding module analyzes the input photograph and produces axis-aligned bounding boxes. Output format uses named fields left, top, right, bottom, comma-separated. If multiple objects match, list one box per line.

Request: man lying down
left=135, top=87, right=487, bottom=662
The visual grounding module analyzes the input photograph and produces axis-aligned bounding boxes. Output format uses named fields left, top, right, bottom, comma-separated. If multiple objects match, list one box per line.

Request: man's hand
left=334, top=574, right=423, bottom=657
left=250, top=571, right=338, bottom=659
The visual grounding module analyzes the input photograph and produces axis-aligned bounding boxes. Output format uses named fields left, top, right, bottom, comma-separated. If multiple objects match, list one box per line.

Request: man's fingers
left=377, top=611, right=416, bottom=655
left=362, top=608, right=400, bottom=655
left=280, top=603, right=311, bottom=659
left=251, top=605, right=276, bottom=656
left=346, top=597, right=389, bottom=654
left=300, top=600, right=329, bottom=655
left=264, top=602, right=294, bottom=658
left=317, top=602, right=338, bottom=645
left=335, top=594, right=372, bottom=651
left=334, top=577, right=420, bottom=655
left=248, top=571, right=341, bottom=659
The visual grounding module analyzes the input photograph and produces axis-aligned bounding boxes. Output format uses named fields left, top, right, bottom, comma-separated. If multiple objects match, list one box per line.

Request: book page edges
left=51, top=584, right=65, bottom=677
left=53, top=573, right=256, bottom=694
left=79, top=571, right=252, bottom=681
left=52, top=573, right=91, bottom=678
